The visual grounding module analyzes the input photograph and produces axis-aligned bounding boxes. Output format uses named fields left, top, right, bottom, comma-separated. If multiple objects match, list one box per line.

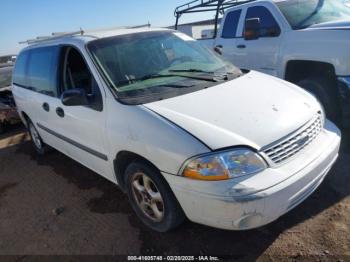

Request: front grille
left=263, top=115, right=323, bottom=165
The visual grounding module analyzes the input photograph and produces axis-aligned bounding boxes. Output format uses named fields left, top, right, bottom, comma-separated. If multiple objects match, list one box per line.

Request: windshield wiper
left=168, top=68, right=216, bottom=74
left=118, top=73, right=219, bottom=86
left=169, top=68, right=235, bottom=78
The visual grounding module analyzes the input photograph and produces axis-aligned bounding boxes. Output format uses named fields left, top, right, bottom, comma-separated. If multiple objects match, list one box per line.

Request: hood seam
left=142, top=105, right=213, bottom=152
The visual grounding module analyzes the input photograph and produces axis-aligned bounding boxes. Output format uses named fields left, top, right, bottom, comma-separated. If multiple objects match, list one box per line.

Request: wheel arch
left=284, top=60, right=336, bottom=84
left=114, top=150, right=162, bottom=192
left=20, top=111, right=30, bottom=127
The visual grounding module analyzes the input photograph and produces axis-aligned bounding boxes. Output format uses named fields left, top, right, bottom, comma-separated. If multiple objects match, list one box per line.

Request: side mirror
left=244, top=18, right=260, bottom=41
left=61, top=88, right=89, bottom=106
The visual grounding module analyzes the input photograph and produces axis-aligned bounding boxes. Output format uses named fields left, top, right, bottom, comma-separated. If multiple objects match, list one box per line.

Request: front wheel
left=125, top=161, right=185, bottom=232
left=297, top=77, right=341, bottom=123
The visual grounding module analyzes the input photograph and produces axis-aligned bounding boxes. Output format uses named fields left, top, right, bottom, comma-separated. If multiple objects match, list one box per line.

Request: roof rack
left=19, top=29, right=84, bottom=45
left=19, top=23, right=151, bottom=45
left=174, top=0, right=256, bottom=38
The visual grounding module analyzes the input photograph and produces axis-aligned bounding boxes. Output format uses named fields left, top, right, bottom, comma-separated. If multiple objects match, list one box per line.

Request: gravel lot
left=0, top=125, right=349, bottom=261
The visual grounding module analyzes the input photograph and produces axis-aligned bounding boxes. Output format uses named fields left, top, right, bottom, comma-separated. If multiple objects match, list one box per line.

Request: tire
left=125, top=161, right=185, bottom=232
left=27, top=120, right=50, bottom=155
left=0, top=122, right=5, bottom=134
left=297, top=77, right=341, bottom=123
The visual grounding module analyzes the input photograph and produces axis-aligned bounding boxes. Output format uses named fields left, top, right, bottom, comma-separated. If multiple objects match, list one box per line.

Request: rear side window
left=245, top=6, right=281, bottom=37
left=222, top=10, right=242, bottom=38
left=13, top=51, right=29, bottom=87
left=27, top=46, right=59, bottom=97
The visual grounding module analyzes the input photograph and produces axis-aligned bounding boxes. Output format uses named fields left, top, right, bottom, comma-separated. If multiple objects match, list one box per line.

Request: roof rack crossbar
left=19, top=29, right=84, bottom=45
left=19, top=23, right=151, bottom=45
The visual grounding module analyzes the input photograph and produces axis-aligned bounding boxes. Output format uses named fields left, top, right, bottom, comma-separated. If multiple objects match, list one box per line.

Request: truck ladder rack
left=174, top=0, right=256, bottom=37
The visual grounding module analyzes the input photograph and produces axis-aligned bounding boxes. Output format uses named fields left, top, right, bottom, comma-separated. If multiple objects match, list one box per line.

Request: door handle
left=237, top=44, right=246, bottom=49
left=42, top=103, right=50, bottom=112
left=214, top=45, right=223, bottom=55
left=56, top=107, right=65, bottom=118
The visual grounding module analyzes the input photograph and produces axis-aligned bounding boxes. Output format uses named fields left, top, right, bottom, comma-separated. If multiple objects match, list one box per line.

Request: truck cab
left=175, top=0, right=350, bottom=124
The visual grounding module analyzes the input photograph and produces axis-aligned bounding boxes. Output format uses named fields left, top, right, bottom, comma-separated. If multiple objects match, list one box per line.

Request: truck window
left=222, top=10, right=242, bottom=38
left=13, top=51, right=29, bottom=88
left=245, top=6, right=281, bottom=37
left=27, top=46, right=59, bottom=97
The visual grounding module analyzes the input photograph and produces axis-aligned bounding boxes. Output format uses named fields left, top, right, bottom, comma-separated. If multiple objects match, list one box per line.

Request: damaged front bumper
left=162, top=121, right=341, bottom=230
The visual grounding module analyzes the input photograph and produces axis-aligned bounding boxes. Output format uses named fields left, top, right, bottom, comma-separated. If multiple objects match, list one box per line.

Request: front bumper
left=162, top=120, right=341, bottom=230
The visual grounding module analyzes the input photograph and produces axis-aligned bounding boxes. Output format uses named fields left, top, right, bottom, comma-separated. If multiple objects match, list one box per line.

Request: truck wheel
left=297, top=77, right=341, bottom=123
left=125, top=161, right=185, bottom=232
left=27, top=120, right=50, bottom=155
left=0, top=122, right=5, bottom=134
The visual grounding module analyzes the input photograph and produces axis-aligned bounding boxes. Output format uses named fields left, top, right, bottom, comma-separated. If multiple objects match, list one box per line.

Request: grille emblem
left=295, top=134, right=309, bottom=147
left=263, top=116, right=322, bottom=164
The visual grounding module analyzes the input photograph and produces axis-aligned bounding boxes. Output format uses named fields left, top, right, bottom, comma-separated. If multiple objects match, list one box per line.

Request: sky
left=0, top=0, right=212, bottom=56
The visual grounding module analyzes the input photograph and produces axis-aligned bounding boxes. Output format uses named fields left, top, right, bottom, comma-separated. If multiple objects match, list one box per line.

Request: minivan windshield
left=276, top=0, right=350, bottom=29
left=0, top=66, right=13, bottom=89
left=88, top=31, right=241, bottom=104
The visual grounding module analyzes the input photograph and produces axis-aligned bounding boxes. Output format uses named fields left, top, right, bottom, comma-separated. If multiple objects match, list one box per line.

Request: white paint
left=12, top=27, right=341, bottom=230
left=173, top=32, right=195, bottom=41
left=199, top=0, right=350, bottom=77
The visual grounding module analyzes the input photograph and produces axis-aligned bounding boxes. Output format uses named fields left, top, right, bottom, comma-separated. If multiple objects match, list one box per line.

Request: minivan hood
left=145, top=71, right=320, bottom=150
left=308, top=20, right=350, bottom=30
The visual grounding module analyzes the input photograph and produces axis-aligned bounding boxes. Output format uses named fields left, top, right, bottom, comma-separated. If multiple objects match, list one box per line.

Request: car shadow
left=0, top=124, right=28, bottom=150
left=0, top=123, right=25, bottom=140
left=8, top=129, right=349, bottom=260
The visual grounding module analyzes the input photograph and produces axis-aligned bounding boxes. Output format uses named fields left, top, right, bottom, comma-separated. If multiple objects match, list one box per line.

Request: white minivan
left=12, top=27, right=341, bottom=232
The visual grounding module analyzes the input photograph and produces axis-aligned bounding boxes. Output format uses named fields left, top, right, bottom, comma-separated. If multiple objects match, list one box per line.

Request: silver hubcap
left=131, top=172, right=164, bottom=222
left=29, top=124, right=42, bottom=149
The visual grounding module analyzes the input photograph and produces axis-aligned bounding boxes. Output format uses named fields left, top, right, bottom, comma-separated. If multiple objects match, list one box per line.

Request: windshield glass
left=276, top=0, right=350, bottom=29
left=0, top=66, right=13, bottom=89
left=88, top=31, right=241, bottom=104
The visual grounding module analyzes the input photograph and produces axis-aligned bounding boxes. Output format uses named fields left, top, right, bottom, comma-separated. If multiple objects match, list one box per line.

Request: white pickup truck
left=175, top=0, right=350, bottom=124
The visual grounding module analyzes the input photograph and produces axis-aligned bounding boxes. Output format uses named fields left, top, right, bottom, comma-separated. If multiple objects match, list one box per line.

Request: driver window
left=60, top=47, right=103, bottom=111
left=62, top=47, right=94, bottom=94
left=245, top=6, right=281, bottom=38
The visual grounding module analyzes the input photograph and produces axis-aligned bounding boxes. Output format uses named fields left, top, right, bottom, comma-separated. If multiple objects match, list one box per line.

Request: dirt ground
left=0, top=125, right=349, bottom=261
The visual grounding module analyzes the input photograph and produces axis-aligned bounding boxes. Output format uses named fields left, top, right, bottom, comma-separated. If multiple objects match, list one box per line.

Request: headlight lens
left=182, top=149, right=267, bottom=181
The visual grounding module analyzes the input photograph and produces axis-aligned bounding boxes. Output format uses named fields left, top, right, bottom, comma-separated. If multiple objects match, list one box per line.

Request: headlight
left=181, top=149, right=267, bottom=181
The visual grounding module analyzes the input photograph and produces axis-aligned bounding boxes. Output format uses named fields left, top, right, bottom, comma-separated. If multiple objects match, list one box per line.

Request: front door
left=44, top=46, right=110, bottom=179
left=235, top=5, right=282, bottom=76
left=215, top=9, right=245, bottom=68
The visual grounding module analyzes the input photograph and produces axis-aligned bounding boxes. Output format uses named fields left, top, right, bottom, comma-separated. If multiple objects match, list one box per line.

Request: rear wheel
left=125, top=161, right=185, bottom=232
left=297, top=77, right=341, bottom=123
left=27, top=120, right=50, bottom=155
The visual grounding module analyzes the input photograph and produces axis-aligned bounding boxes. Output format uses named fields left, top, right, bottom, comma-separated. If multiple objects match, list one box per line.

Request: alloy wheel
left=131, top=172, right=165, bottom=222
